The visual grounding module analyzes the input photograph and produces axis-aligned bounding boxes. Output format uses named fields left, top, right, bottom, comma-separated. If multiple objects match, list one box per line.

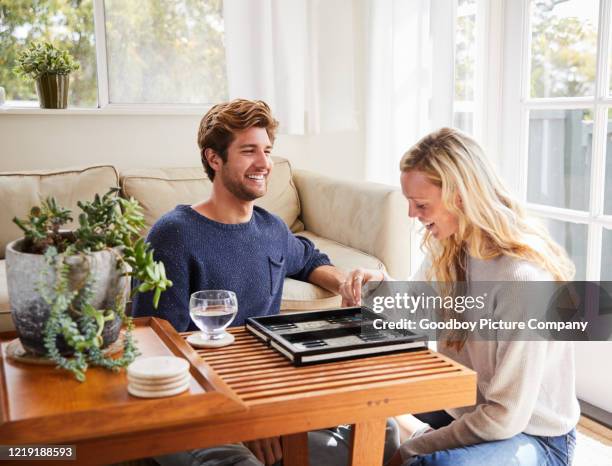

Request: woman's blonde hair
left=400, top=128, right=574, bottom=350
left=400, top=127, right=575, bottom=284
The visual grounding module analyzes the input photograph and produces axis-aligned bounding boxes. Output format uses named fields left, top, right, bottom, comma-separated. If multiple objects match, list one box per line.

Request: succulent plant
left=13, top=188, right=172, bottom=381
left=14, top=42, right=80, bottom=80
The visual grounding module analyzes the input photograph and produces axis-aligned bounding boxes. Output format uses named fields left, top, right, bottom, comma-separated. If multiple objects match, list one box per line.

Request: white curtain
left=364, top=0, right=454, bottom=275
left=223, top=0, right=307, bottom=134
left=364, top=0, right=454, bottom=185
left=307, top=0, right=358, bottom=133
left=223, top=0, right=357, bottom=135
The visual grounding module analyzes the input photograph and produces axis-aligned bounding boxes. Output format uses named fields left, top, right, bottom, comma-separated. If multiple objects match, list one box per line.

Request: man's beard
left=220, top=169, right=266, bottom=201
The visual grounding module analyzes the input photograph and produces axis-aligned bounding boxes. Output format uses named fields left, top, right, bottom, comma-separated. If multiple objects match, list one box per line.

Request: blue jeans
left=405, top=411, right=576, bottom=466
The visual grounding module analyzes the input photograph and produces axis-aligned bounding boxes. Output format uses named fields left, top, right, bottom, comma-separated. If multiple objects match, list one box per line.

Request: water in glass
left=189, top=290, right=237, bottom=340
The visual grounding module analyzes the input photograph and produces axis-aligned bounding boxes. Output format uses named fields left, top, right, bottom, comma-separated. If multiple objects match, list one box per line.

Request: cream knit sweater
left=399, top=254, right=581, bottom=459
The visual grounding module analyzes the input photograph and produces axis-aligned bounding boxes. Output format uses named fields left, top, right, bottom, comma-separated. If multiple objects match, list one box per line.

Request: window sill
left=0, top=104, right=214, bottom=116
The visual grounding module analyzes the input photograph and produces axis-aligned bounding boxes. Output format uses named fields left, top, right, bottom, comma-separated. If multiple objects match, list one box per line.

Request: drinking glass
left=189, top=290, right=238, bottom=341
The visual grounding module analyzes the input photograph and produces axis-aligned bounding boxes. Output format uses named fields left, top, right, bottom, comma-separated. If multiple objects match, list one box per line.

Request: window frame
left=501, top=0, right=612, bottom=281
left=93, top=0, right=109, bottom=108
left=452, top=0, right=505, bottom=163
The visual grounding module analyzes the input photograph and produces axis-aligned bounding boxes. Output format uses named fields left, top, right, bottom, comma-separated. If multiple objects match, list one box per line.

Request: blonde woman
left=340, top=128, right=579, bottom=466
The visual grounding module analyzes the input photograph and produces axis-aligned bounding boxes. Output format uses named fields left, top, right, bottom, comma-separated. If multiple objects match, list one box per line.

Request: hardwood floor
left=578, top=415, right=612, bottom=446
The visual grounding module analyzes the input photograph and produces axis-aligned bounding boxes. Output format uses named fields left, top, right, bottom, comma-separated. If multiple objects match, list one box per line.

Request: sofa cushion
left=281, top=278, right=340, bottom=311
left=280, top=230, right=385, bottom=311
left=120, top=157, right=303, bottom=234
left=0, top=165, right=119, bottom=259
left=298, top=231, right=385, bottom=272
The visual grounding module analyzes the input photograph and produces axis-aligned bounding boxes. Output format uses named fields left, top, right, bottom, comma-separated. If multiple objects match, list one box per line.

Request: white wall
left=0, top=113, right=365, bottom=180
left=0, top=114, right=202, bottom=171
left=0, top=113, right=272, bottom=168
left=575, top=342, right=612, bottom=412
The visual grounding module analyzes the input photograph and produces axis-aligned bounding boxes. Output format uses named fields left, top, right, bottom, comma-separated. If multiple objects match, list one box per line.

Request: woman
left=340, top=128, right=578, bottom=466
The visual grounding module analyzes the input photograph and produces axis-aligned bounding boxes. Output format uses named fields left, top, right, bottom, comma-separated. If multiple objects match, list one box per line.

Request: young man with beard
left=134, top=99, right=342, bottom=331
left=133, top=99, right=399, bottom=466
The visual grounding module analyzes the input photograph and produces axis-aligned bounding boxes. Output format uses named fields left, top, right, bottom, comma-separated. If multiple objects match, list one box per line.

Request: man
left=133, top=99, right=343, bottom=331
left=133, top=99, right=398, bottom=465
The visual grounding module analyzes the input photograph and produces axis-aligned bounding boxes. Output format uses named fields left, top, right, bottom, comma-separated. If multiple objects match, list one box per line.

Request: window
left=103, top=0, right=227, bottom=104
left=525, top=0, right=612, bottom=280
left=499, top=0, right=612, bottom=281
left=0, top=0, right=227, bottom=108
left=0, top=0, right=98, bottom=107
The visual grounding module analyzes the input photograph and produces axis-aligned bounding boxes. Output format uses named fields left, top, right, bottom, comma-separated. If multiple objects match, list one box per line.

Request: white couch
left=0, top=158, right=412, bottom=331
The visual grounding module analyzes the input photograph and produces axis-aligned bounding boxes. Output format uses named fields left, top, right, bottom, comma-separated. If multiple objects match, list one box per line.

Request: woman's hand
left=339, top=267, right=386, bottom=306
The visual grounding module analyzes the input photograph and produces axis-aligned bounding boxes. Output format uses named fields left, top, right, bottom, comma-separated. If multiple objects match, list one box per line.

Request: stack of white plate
left=127, top=356, right=190, bottom=398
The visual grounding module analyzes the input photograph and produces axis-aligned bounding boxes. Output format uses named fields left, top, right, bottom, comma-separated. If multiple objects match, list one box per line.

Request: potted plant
left=13, top=42, right=80, bottom=109
left=5, top=189, right=172, bottom=381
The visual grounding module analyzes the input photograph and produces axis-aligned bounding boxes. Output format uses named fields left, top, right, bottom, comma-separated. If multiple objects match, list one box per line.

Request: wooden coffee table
left=0, top=317, right=476, bottom=465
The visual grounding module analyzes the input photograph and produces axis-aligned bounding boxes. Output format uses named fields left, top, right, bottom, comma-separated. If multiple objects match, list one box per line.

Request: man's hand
left=244, top=437, right=283, bottom=465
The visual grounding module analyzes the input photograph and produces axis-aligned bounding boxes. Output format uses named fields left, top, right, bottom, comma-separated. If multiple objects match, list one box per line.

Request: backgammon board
left=245, top=307, right=427, bottom=365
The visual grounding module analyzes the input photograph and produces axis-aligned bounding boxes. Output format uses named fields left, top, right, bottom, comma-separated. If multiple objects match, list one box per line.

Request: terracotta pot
left=5, top=239, right=128, bottom=355
left=35, top=73, right=70, bottom=109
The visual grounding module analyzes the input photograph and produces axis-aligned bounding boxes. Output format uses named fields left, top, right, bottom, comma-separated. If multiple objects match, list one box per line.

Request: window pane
left=453, top=0, right=476, bottom=135
left=0, top=0, right=97, bottom=107
left=527, top=109, right=592, bottom=211
left=605, top=110, right=612, bottom=215
left=454, top=0, right=476, bottom=101
left=603, top=228, right=612, bottom=281
left=542, top=218, right=587, bottom=280
left=530, top=0, right=598, bottom=98
left=104, top=0, right=227, bottom=104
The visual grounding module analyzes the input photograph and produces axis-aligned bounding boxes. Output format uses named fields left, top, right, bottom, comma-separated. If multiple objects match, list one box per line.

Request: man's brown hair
left=197, top=99, right=279, bottom=181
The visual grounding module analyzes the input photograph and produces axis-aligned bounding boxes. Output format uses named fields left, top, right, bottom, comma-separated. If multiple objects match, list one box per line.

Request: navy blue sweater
left=132, top=205, right=331, bottom=331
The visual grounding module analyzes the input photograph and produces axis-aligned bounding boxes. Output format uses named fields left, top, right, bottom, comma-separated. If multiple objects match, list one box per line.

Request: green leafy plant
left=13, top=42, right=80, bottom=80
left=13, top=188, right=172, bottom=381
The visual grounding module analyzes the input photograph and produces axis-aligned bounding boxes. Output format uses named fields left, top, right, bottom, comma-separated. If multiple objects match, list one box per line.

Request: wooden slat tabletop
left=181, top=327, right=469, bottom=406
left=0, top=319, right=476, bottom=466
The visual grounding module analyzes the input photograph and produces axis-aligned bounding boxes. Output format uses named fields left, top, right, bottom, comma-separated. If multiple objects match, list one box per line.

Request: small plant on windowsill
left=5, top=189, right=172, bottom=381
left=13, top=41, right=80, bottom=109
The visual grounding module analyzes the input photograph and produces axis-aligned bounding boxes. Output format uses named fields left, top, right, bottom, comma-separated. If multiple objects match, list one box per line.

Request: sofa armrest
left=292, top=170, right=412, bottom=279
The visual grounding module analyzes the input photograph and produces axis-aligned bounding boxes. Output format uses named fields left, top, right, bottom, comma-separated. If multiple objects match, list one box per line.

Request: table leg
left=350, top=418, right=387, bottom=466
left=281, top=432, right=309, bottom=466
